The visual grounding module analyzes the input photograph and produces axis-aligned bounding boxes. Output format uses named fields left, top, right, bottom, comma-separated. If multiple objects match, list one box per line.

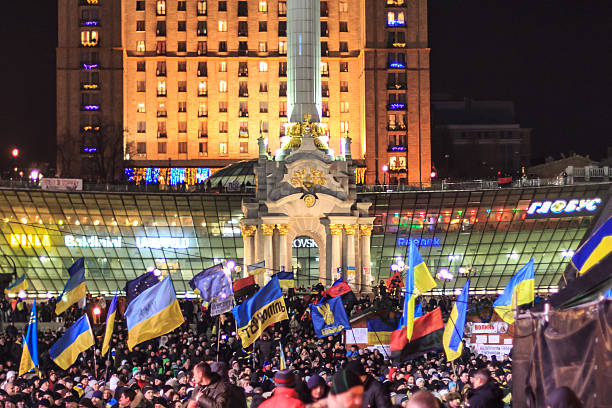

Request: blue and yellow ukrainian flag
left=125, top=277, right=184, bottom=351
left=56, top=258, right=87, bottom=315
left=101, top=289, right=118, bottom=356
left=19, top=300, right=38, bottom=376
left=247, top=260, right=266, bottom=276
left=49, top=314, right=94, bottom=370
left=403, top=241, right=437, bottom=340
left=494, top=259, right=535, bottom=324
left=572, top=216, right=612, bottom=275
left=279, top=341, right=287, bottom=370
left=443, top=279, right=469, bottom=362
left=5, top=274, right=28, bottom=295
left=367, top=318, right=397, bottom=344
left=275, top=268, right=295, bottom=289
left=232, top=276, right=288, bottom=348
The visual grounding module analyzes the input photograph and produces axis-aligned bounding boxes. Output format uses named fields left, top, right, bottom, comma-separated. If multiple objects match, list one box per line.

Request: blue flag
left=310, top=296, right=351, bottom=338
left=19, top=300, right=38, bottom=376
left=189, top=264, right=233, bottom=304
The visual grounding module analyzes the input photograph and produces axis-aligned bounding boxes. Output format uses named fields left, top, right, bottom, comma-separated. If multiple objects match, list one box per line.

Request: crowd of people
left=0, top=285, right=578, bottom=408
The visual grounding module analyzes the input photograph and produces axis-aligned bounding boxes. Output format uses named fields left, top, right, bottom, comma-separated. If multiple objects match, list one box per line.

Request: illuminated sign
left=136, top=237, right=190, bottom=249
left=292, top=238, right=318, bottom=248
left=397, top=237, right=441, bottom=247
left=65, top=235, right=121, bottom=248
left=9, top=234, right=51, bottom=248
left=526, top=198, right=602, bottom=218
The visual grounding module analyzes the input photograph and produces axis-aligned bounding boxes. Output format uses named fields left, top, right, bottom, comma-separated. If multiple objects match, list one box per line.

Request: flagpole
left=216, top=316, right=221, bottom=362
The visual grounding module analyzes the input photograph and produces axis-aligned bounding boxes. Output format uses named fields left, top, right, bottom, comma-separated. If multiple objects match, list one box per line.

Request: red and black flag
left=390, top=307, right=444, bottom=361
left=323, top=278, right=357, bottom=316
left=233, top=276, right=256, bottom=298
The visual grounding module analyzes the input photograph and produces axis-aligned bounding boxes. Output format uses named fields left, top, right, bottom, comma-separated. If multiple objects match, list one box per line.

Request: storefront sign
left=292, top=238, right=318, bottom=248
left=9, top=234, right=51, bottom=248
left=526, top=198, right=602, bottom=218
left=136, top=237, right=190, bottom=249
left=65, top=235, right=121, bottom=248
left=397, top=237, right=441, bottom=247
left=40, top=178, right=83, bottom=191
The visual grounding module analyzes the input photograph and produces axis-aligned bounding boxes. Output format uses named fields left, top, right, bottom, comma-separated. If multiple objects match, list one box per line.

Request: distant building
left=528, top=154, right=595, bottom=179
left=432, top=97, right=531, bottom=179
left=57, top=0, right=431, bottom=186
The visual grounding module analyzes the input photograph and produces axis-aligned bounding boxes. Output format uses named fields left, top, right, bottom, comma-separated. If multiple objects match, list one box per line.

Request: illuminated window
left=339, top=0, right=348, bottom=12
left=156, top=41, right=166, bottom=55
left=259, top=81, right=268, bottom=93
left=340, top=121, right=349, bottom=134
left=157, top=102, right=167, bottom=117
left=157, top=81, right=166, bottom=96
left=198, top=103, right=208, bottom=117
left=218, top=21, right=227, bottom=32
left=279, top=41, right=287, bottom=55
left=219, top=61, right=227, bottom=72
left=156, top=61, right=166, bottom=76
left=340, top=102, right=349, bottom=113
left=81, top=31, right=99, bottom=47
left=220, top=142, right=228, bottom=155
left=219, top=101, right=228, bottom=112
left=199, top=122, right=208, bottom=138
left=178, top=101, right=187, bottom=112
left=197, top=1, right=207, bottom=15
left=278, top=1, right=286, bottom=16
left=219, top=80, right=227, bottom=93
left=136, top=41, right=145, bottom=52
left=197, top=41, right=207, bottom=55
left=199, top=142, right=208, bottom=155
left=156, top=0, right=166, bottom=15
left=320, top=62, right=329, bottom=76
left=387, top=11, right=405, bottom=26
left=258, top=0, right=267, bottom=12
left=259, top=61, right=268, bottom=72
left=258, top=42, right=268, bottom=52
left=261, top=121, right=269, bottom=133
left=260, top=102, right=268, bottom=113
left=198, top=81, right=208, bottom=96
left=137, top=103, right=145, bottom=113
left=389, top=156, right=407, bottom=170
left=137, top=121, right=146, bottom=133
left=240, top=142, right=249, bottom=153
left=158, top=121, right=167, bottom=137
left=219, top=122, right=228, bottom=133
left=340, top=81, right=348, bottom=92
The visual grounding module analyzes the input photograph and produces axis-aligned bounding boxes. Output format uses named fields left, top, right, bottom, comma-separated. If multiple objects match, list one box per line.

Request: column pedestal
left=261, top=224, right=276, bottom=284
left=277, top=224, right=290, bottom=273
left=241, top=225, right=257, bottom=278
left=344, top=224, right=358, bottom=287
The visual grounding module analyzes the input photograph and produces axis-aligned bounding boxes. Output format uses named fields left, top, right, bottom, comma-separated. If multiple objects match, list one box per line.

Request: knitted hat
left=306, top=374, right=325, bottom=390
left=330, top=369, right=362, bottom=396
left=344, top=360, right=366, bottom=376
left=91, top=391, right=103, bottom=399
left=273, top=370, right=296, bottom=388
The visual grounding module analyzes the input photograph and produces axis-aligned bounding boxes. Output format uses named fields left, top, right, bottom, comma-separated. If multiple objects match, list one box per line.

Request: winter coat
left=258, top=387, right=305, bottom=408
left=191, top=374, right=231, bottom=408
left=362, top=376, right=392, bottom=408
left=467, top=381, right=504, bottom=408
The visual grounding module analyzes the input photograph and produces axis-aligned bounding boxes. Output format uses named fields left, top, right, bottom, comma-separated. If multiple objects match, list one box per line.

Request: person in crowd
left=467, top=368, right=504, bottom=408
left=258, top=370, right=304, bottom=408
left=344, top=360, right=391, bottom=408
left=188, top=362, right=230, bottom=408
left=326, top=369, right=364, bottom=408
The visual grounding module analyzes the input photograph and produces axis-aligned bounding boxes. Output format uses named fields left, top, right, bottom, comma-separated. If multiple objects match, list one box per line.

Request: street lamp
left=11, top=148, right=19, bottom=158
left=382, top=165, right=389, bottom=187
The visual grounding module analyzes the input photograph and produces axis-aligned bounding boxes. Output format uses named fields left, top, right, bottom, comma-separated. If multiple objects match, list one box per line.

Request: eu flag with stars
left=189, top=264, right=233, bottom=304
left=125, top=272, right=160, bottom=305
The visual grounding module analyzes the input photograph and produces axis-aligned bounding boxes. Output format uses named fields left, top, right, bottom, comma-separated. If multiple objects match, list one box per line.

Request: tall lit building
left=58, top=0, right=430, bottom=185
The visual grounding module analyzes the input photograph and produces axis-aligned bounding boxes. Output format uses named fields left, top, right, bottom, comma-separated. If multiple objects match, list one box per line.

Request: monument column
left=360, top=224, right=374, bottom=292
left=344, top=224, right=358, bottom=286
left=277, top=224, right=290, bottom=273
left=241, top=225, right=257, bottom=278
left=261, top=224, right=276, bottom=283
left=329, top=224, right=343, bottom=280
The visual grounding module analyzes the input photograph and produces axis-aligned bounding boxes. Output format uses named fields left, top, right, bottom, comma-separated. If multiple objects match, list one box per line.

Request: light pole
left=382, top=165, right=389, bottom=188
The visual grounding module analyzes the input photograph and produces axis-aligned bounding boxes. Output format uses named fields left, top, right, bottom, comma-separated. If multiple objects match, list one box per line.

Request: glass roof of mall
left=0, top=181, right=609, bottom=295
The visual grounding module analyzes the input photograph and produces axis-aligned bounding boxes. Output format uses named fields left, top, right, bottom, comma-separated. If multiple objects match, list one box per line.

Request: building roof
left=208, top=160, right=256, bottom=187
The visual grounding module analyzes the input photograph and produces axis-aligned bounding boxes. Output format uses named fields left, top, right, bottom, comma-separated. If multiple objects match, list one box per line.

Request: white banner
left=345, top=328, right=368, bottom=344
left=366, top=345, right=392, bottom=359
left=468, top=322, right=509, bottom=334
left=210, top=296, right=235, bottom=317
left=469, top=343, right=513, bottom=359
left=40, top=178, right=83, bottom=191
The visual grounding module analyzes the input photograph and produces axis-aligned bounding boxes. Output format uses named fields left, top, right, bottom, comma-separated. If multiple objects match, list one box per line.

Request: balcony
left=81, top=105, right=100, bottom=111
left=157, top=133, right=167, bottom=138
left=80, top=83, right=100, bottom=90
left=157, top=111, right=167, bottom=117
left=279, top=111, right=287, bottom=117
left=387, top=82, right=406, bottom=90
left=238, top=71, right=248, bottom=77
left=238, top=49, right=248, bottom=56
left=387, top=20, right=406, bottom=27
left=156, top=70, right=167, bottom=77
left=239, top=131, right=249, bottom=138
left=198, top=91, right=208, bottom=97
left=81, top=147, right=98, bottom=154
left=387, top=145, right=407, bottom=152
left=239, top=91, right=249, bottom=97
left=388, top=103, right=405, bottom=110
left=82, top=63, right=99, bottom=70
left=388, top=62, right=406, bottom=69
left=238, top=31, right=248, bottom=37
left=156, top=29, right=166, bottom=36
left=239, top=111, right=249, bottom=117
left=81, top=125, right=100, bottom=132
left=199, top=133, right=208, bottom=138
left=386, top=0, right=406, bottom=6
left=80, top=20, right=100, bottom=27
left=80, top=0, right=100, bottom=5
left=322, top=89, right=330, bottom=97
left=157, top=91, right=167, bottom=97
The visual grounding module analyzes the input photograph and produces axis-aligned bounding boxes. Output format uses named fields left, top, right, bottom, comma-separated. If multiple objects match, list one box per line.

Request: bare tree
left=57, top=131, right=80, bottom=178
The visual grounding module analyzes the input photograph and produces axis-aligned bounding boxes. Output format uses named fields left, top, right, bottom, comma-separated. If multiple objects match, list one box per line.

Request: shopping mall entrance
left=292, top=236, right=320, bottom=289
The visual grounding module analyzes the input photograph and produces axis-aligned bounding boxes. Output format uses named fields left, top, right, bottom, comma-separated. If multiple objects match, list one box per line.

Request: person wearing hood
left=344, top=361, right=391, bottom=408
left=467, top=369, right=503, bottom=408
left=210, top=362, right=246, bottom=408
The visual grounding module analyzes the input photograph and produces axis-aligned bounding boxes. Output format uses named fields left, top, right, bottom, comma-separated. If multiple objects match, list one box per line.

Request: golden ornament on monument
left=303, top=194, right=316, bottom=208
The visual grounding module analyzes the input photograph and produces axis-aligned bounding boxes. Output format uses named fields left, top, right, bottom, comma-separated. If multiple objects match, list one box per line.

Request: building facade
left=1, top=180, right=608, bottom=296
left=58, top=0, right=431, bottom=185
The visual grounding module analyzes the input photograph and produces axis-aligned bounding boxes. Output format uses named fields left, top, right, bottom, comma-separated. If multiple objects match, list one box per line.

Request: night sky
left=0, top=1, right=610, bottom=169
